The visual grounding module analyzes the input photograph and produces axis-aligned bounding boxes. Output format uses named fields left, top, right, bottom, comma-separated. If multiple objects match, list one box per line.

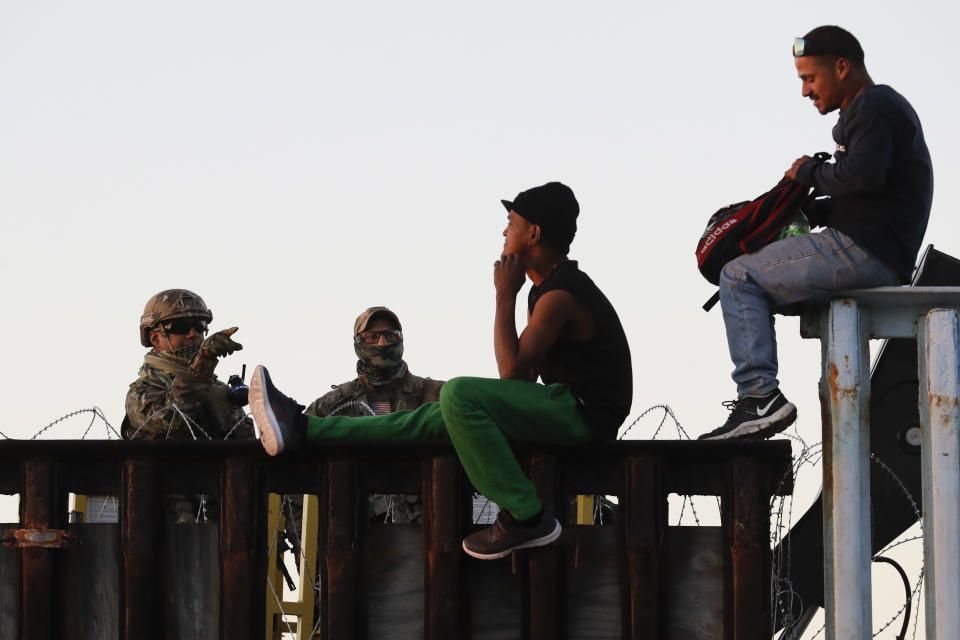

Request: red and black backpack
left=696, top=153, right=828, bottom=310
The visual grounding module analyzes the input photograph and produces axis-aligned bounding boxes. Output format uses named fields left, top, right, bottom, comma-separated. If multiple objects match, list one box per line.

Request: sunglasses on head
left=792, top=37, right=811, bottom=57
left=793, top=37, right=847, bottom=58
left=161, top=318, right=208, bottom=335
left=356, top=329, right=402, bottom=345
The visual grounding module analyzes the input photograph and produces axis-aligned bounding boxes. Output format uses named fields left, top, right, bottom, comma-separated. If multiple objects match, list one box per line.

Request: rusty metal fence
left=0, top=438, right=791, bottom=640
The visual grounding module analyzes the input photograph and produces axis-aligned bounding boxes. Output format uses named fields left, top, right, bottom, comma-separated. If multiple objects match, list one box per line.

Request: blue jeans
left=719, top=229, right=899, bottom=397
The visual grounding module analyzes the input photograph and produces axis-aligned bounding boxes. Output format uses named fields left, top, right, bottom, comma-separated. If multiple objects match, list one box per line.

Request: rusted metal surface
left=221, top=457, right=263, bottom=640
left=0, top=438, right=792, bottom=640
left=421, top=455, right=461, bottom=639
left=325, top=458, right=359, bottom=640
left=0, top=525, right=21, bottom=633
left=121, top=458, right=159, bottom=640
left=820, top=299, right=873, bottom=640
left=800, top=285, right=960, bottom=640
left=919, top=309, right=960, bottom=640
left=2, top=528, right=71, bottom=548
left=525, top=453, right=562, bottom=640
left=624, top=455, right=663, bottom=640
left=730, top=457, right=767, bottom=640
left=22, top=457, right=58, bottom=640
left=0, top=438, right=794, bottom=493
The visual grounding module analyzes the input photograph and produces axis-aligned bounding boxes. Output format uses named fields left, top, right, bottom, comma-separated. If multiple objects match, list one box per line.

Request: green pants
left=305, top=376, right=591, bottom=520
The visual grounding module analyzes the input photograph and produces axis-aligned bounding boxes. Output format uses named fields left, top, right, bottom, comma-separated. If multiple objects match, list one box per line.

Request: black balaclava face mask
left=152, top=342, right=202, bottom=362
left=355, top=339, right=405, bottom=384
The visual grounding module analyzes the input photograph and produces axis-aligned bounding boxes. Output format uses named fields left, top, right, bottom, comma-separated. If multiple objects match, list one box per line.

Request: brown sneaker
left=462, top=510, right=561, bottom=560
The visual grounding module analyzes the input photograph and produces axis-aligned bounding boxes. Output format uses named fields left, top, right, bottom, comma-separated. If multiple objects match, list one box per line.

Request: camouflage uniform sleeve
left=169, top=371, right=219, bottom=430
left=224, top=415, right=255, bottom=439
left=124, top=371, right=217, bottom=440
left=205, top=382, right=255, bottom=439
left=305, top=381, right=366, bottom=417
left=305, top=385, right=345, bottom=417
left=125, top=376, right=189, bottom=440
left=303, top=396, right=326, bottom=418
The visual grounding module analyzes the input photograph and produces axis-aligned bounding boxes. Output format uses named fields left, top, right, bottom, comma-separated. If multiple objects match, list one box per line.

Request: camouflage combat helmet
left=139, top=289, right=213, bottom=347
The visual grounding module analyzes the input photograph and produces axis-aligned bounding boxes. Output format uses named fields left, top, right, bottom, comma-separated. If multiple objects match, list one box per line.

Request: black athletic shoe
left=698, top=390, right=797, bottom=440
left=249, top=365, right=306, bottom=456
left=462, top=510, right=562, bottom=560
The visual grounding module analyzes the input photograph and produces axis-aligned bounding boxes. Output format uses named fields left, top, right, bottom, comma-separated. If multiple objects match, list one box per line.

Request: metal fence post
left=325, top=459, right=360, bottom=640
left=422, top=455, right=461, bottom=639
left=21, top=458, right=57, bottom=640
left=730, top=457, right=768, bottom=640
left=821, top=299, right=872, bottom=640
left=222, top=457, right=263, bottom=640
left=624, top=455, right=662, bottom=639
left=526, top=453, right=562, bottom=640
left=122, top=458, right=160, bottom=640
left=919, top=308, right=960, bottom=640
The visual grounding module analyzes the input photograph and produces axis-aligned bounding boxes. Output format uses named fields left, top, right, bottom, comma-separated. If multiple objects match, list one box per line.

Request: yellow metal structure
left=71, top=494, right=88, bottom=522
left=265, top=493, right=320, bottom=640
left=575, top=495, right=595, bottom=524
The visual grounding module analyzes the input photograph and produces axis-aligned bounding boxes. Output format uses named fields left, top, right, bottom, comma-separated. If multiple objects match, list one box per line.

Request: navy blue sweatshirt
left=797, top=84, right=933, bottom=282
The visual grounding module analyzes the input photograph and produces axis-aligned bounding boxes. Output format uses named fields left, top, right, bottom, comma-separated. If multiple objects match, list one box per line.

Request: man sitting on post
left=248, top=181, right=633, bottom=558
left=700, top=25, right=933, bottom=440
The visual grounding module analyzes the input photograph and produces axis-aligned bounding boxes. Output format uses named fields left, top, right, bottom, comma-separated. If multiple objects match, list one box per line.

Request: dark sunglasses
left=792, top=37, right=811, bottom=57
left=161, top=318, right=208, bottom=335
left=356, top=329, right=402, bottom=345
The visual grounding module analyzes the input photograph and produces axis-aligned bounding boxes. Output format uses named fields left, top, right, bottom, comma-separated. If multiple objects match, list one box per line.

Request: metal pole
left=624, top=455, right=661, bottom=639
left=919, top=309, right=960, bottom=640
left=325, top=459, right=360, bottom=640
left=526, top=453, right=562, bottom=640
left=730, top=457, right=767, bottom=640
left=122, top=459, right=160, bottom=640
left=221, top=458, right=262, bottom=640
left=821, top=299, right=871, bottom=640
left=422, top=455, right=461, bottom=639
left=21, top=458, right=56, bottom=640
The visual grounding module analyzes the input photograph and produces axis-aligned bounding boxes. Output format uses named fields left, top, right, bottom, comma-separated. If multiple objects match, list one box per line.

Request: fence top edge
left=0, top=437, right=791, bottom=463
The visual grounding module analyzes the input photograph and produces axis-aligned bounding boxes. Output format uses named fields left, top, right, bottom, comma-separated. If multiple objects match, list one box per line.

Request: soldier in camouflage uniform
left=125, top=289, right=253, bottom=441
left=305, top=306, right=443, bottom=523
left=306, top=307, right=443, bottom=418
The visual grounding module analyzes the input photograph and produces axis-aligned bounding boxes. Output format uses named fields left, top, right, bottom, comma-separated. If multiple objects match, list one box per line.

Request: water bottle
left=778, top=212, right=811, bottom=240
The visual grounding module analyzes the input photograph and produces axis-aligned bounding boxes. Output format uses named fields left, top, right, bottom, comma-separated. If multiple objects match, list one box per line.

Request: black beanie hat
left=501, top=182, right=579, bottom=255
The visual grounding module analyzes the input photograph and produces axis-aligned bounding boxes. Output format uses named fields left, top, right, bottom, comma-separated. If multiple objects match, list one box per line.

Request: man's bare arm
left=495, top=283, right=575, bottom=381
left=493, top=254, right=527, bottom=378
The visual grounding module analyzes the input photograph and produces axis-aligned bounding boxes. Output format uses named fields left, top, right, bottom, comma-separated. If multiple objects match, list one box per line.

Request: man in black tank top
left=527, top=261, right=633, bottom=439
left=247, top=182, right=633, bottom=560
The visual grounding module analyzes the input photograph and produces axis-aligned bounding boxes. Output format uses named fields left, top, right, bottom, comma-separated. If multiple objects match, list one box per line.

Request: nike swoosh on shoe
left=755, top=394, right=782, bottom=417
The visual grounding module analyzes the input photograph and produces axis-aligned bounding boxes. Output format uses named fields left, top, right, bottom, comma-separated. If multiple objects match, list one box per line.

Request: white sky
left=2, top=1, right=958, bottom=637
